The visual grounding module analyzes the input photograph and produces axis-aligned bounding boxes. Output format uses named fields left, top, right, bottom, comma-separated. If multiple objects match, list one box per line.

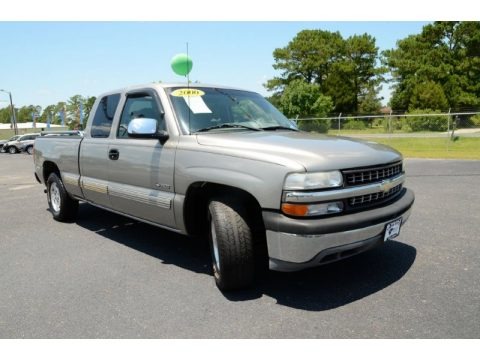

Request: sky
left=0, top=21, right=430, bottom=110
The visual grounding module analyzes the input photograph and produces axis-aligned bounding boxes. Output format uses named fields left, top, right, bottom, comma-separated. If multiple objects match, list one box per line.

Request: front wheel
left=47, top=173, right=79, bottom=222
left=207, top=198, right=255, bottom=291
left=8, top=146, right=17, bottom=154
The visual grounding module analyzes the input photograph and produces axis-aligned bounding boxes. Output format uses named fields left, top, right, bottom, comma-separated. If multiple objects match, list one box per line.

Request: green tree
left=265, top=29, right=344, bottom=94
left=279, top=79, right=333, bottom=118
left=16, top=105, right=38, bottom=123
left=266, top=29, right=385, bottom=114
left=279, top=79, right=333, bottom=133
left=383, top=21, right=480, bottom=110
left=84, top=96, right=96, bottom=121
left=409, top=81, right=449, bottom=111
left=39, top=105, right=57, bottom=124
left=0, top=106, right=12, bottom=124
left=67, top=95, right=85, bottom=125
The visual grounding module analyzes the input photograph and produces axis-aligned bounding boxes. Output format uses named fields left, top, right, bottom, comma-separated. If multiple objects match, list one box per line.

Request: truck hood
left=196, top=131, right=402, bottom=171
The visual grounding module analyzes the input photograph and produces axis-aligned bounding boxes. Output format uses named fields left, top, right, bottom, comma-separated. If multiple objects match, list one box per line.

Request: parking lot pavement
left=0, top=153, right=479, bottom=338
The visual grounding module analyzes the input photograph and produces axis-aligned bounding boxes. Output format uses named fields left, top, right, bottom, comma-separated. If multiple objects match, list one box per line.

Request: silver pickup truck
left=34, top=83, right=415, bottom=291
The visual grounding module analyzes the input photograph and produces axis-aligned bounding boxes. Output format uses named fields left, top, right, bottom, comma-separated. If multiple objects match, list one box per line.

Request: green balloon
left=171, top=53, right=193, bottom=76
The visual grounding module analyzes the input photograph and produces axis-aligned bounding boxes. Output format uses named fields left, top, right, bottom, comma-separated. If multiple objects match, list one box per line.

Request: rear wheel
left=207, top=198, right=255, bottom=291
left=47, top=173, right=78, bottom=222
left=26, top=146, right=34, bottom=155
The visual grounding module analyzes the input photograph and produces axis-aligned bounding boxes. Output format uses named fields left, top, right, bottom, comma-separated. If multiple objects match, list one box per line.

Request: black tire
left=26, top=146, right=34, bottom=155
left=46, top=173, right=79, bottom=222
left=8, top=146, right=17, bottom=154
left=207, top=198, right=255, bottom=291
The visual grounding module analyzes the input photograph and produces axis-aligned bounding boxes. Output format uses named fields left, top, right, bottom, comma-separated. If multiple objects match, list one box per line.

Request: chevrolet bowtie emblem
left=380, top=179, right=395, bottom=193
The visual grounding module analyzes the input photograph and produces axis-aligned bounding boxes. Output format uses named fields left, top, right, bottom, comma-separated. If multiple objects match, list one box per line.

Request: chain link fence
left=293, top=111, right=480, bottom=138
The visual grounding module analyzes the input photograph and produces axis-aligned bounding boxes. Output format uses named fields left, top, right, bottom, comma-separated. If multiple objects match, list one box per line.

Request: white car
left=3, top=133, right=40, bottom=154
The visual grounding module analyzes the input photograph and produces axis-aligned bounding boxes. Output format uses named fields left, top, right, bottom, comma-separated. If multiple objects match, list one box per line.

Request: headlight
left=284, top=171, right=343, bottom=190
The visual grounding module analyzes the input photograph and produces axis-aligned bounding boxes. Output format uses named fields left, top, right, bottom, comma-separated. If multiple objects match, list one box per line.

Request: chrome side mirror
left=127, top=118, right=169, bottom=143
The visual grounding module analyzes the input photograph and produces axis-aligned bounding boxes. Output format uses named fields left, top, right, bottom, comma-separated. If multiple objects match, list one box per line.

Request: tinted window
left=117, top=94, right=164, bottom=138
left=91, top=94, right=121, bottom=138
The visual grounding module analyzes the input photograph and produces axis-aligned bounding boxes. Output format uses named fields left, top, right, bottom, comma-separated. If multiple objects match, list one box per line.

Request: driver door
left=107, top=90, right=176, bottom=228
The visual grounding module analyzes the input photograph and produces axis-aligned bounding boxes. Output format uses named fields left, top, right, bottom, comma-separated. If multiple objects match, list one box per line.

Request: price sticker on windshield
left=171, top=88, right=205, bottom=97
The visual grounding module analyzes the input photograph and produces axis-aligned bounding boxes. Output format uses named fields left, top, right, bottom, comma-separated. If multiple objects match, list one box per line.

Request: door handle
left=109, top=149, right=119, bottom=160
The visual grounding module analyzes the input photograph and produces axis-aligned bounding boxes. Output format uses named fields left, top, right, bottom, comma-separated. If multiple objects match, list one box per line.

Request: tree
left=279, top=79, right=333, bottom=118
left=265, top=30, right=344, bottom=94
left=279, top=79, right=333, bottom=133
left=409, top=81, right=449, bottom=111
left=265, top=29, right=385, bottom=114
left=84, top=96, right=96, bottom=121
left=67, top=95, right=85, bottom=125
left=0, top=106, right=12, bottom=124
left=16, top=105, right=38, bottom=123
left=383, top=21, right=480, bottom=110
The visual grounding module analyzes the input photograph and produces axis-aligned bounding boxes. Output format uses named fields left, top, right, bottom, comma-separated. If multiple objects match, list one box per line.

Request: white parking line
left=9, top=185, right=35, bottom=191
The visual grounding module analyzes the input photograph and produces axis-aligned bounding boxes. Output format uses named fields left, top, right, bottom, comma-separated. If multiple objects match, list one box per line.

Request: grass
left=358, top=136, right=480, bottom=160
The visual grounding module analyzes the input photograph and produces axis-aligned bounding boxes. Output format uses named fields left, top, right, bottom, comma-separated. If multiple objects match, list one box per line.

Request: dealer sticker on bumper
left=384, top=218, right=402, bottom=241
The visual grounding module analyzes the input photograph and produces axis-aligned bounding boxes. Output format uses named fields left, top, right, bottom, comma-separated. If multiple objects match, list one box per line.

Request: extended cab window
left=117, top=94, right=165, bottom=138
left=91, top=94, right=120, bottom=138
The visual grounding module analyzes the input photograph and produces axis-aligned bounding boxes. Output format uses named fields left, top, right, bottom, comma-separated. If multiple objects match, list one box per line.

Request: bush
left=470, top=114, right=480, bottom=127
left=404, top=109, right=448, bottom=132
left=297, top=119, right=331, bottom=133
left=343, top=120, right=366, bottom=130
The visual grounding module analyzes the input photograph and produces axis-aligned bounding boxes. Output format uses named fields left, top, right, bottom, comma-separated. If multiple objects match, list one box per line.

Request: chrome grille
left=344, top=161, right=402, bottom=186
left=348, top=184, right=402, bottom=207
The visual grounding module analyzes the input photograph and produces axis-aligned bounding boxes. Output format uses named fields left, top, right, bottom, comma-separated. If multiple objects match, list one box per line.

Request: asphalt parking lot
left=0, top=153, right=479, bottom=338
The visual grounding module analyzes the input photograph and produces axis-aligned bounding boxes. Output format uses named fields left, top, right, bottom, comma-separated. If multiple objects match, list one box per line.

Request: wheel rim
left=27, top=147, right=33, bottom=154
left=210, top=219, right=221, bottom=273
left=9, top=147, right=16, bottom=154
left=50, top=182, right=61, bottom=212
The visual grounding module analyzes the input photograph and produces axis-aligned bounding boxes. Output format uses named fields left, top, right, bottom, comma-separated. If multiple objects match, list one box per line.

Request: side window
left=117, top=94, right=165, bottom=138
left=91, top=94, right=121, bottom=138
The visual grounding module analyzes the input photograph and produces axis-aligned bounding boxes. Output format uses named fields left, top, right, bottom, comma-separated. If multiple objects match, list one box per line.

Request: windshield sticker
left=171, top=88, right=205, bottom=97
left=183, top=96, right=212, bottom=114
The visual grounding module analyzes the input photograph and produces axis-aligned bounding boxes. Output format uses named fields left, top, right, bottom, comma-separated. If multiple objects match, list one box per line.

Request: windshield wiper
left=195, top=123, right=262, bottom=133
left=260, top=125, right=299, bottom=131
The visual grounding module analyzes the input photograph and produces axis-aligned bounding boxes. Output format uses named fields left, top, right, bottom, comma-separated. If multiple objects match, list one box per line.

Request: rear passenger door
left=107, top=90, right=177, bottom=228
left=80, top=93, right=120, bottom=208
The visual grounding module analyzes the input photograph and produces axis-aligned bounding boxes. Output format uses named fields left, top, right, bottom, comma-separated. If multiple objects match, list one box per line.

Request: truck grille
left=343, top=161, right=402, bottom=186
left=348, top=184, right=403, bottom=208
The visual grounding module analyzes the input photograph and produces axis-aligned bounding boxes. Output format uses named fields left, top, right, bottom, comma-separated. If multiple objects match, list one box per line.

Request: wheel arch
left=42, top=161, right=61, bottom=184
left=183, top=182, right=265, bottom=238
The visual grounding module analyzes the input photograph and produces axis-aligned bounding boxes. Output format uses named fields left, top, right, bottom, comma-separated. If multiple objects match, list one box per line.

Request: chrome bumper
left=264, top=189, right=415, bottom=272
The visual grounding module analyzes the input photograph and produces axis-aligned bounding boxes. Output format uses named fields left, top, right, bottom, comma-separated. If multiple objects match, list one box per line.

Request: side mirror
left=127, top=117, right=169, bottom=143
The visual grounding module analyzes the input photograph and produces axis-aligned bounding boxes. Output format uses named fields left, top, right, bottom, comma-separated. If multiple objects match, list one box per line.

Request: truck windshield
left=166, top=87, right=297, bottom=134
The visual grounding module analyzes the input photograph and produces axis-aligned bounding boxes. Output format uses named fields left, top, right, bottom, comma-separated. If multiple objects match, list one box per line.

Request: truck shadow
left=74, top=203, right=416, bottom=311
left=231, top=241, right=416, bottom=311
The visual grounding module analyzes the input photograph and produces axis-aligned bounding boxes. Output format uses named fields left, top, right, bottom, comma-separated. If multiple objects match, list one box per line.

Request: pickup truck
left=34, top=83, right=415, bottom=291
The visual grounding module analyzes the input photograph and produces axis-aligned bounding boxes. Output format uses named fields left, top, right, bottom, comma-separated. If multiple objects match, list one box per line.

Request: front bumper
left=263, top=188, right=414, bottom=271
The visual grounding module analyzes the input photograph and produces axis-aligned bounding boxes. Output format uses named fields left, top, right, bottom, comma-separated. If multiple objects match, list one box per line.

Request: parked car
left=0, top=135, right=21, bottom=152
left=34, top=83, right=414, bottom=291
left=3, top=133, right=40, bottom=154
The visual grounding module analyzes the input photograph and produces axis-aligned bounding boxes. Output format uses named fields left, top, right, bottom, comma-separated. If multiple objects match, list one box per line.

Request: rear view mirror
left=127, top=118, right=169, bottom=143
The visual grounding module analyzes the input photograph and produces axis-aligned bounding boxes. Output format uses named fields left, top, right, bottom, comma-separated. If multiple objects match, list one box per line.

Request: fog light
left=281, top=201, right=344, bottom=217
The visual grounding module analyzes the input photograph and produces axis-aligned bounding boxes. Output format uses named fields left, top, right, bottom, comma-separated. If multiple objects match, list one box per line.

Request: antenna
left=187, top=42, right=191, bottom=134
left=186, top=42, right=190, bottom=86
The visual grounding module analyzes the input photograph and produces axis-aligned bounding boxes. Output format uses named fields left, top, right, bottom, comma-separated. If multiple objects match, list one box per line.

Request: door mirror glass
left=127, top=117, right=169, bottom=143
left=127, top=117, right=158, bottom=136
